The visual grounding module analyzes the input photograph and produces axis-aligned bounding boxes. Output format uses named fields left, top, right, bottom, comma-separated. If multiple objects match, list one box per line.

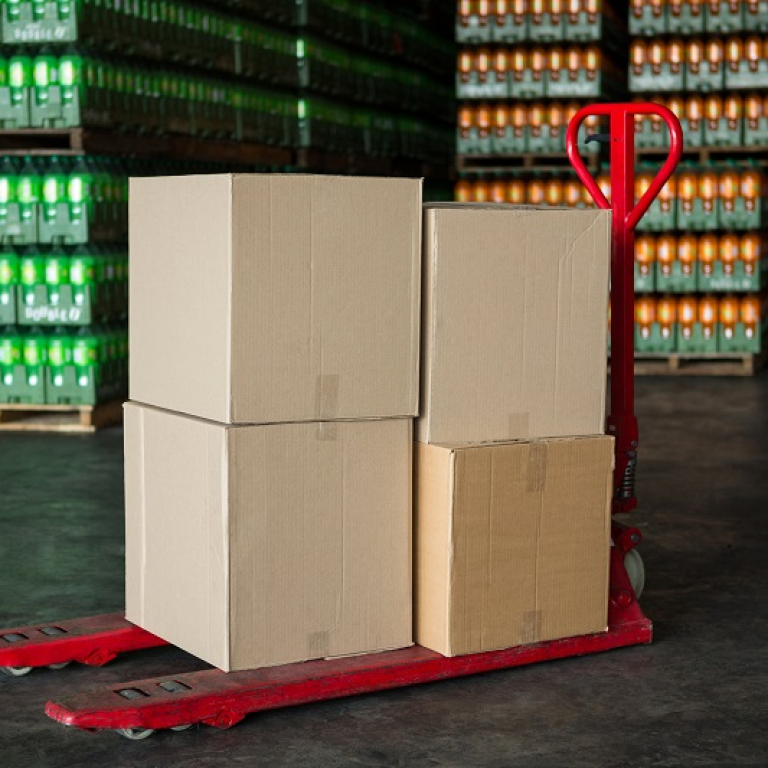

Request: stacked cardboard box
left=414, top=203, right=615, bottom=657
left=125, top=174, right=421, bottom=672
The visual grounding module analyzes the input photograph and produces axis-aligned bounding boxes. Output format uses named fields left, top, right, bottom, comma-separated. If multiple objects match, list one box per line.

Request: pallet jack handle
left=565, top=103, right=683, bottom=515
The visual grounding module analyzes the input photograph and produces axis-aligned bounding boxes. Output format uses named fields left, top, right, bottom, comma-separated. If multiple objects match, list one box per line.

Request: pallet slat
left=631, top=351, right=768, bottom=377
left=0, top=400, right=124, bottom=433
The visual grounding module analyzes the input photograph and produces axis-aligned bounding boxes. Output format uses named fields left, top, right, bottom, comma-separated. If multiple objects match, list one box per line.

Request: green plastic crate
left=630, top=63, right=684, bottom=93
left=677, top=322, right=718, bottom=353
left=698, top=260, right=763, bottom=292
left=668, top=3, right=705, bottom=34
left=705, top=2, right=744, bottom=33
left=0, top=55, right=31, bottom=128
left=635, top=322, right=677, bottom=353
left=656, top=261, right=697, bottom=293
left=704, top=115, right=743, bottom=146
left=744, top=0, right=768, bottom=31
left=629, top=6, right=668, bottom=35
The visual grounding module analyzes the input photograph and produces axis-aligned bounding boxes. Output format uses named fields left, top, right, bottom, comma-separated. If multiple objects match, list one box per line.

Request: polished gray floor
left=0, top=376, right=767, bottom=767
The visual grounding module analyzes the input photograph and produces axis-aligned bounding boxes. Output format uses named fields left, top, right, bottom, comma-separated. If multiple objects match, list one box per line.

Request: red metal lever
left=566, top=103, right=683, bottom=515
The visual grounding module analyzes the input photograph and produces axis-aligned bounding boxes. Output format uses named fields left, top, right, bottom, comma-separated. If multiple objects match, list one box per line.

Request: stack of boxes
left=124, top=174, right=421, bottom=671
left=413, top=203, right=614, bottom=655
left=124, top=174, right=615, bottom=670
left=628, top=1, right=768, bottom=357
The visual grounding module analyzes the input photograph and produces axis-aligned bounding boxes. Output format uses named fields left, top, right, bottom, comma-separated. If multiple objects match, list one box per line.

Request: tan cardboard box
left=414, top=435, right=613, bottom=657
left=129, top=174, right=422, bottom=425
left=418, top=204, right=611, bottom=445
left=124, top=402, right=413, bottom=672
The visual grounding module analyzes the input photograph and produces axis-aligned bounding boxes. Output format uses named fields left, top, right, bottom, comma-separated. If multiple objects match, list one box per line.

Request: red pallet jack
left=0, top=103, right=683, bottom=739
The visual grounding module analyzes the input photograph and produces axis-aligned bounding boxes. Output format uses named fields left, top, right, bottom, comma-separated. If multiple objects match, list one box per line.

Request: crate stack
left=453, top=1, right=628, bottom=205
left=0, top=0, right=456, bottom=430
left=628, top=0, right=768, bottom=371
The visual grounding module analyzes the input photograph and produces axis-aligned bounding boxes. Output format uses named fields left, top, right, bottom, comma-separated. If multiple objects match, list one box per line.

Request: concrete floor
left=0, top=376, right=767, bottom=767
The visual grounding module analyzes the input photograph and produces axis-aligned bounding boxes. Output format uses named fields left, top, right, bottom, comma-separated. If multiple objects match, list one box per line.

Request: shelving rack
left=0, top=0, right=457, bottom=429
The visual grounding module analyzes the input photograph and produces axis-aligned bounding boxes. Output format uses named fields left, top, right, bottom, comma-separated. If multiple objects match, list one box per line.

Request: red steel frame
left=1, top=104, right=683, bottom=735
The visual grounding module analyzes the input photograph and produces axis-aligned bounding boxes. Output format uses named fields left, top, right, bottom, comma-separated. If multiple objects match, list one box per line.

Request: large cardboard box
left=418, top=204, right=611, bottom=445
left=129, top=174, right=422, bottom=425
left=124, top=402, right=413, bottom=672
left=414, top=436, right=613, bottom=657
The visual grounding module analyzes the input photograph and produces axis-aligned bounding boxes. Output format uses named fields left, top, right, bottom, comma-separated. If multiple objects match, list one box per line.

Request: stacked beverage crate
left=0, top=0, right=456, bottom=428
left=629, top=0, right=768, bottom=364
left=453, top=1, right=628, bottom=205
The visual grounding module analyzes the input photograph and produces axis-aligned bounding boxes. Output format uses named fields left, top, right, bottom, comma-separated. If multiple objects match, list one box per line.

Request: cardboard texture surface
left=125, top=402, right=413, bottom=672
left=418, top=203, right=611, bottom=445
left=414, top=436, right=613, bottom=657
left=129, top=174, right=422, bottom=425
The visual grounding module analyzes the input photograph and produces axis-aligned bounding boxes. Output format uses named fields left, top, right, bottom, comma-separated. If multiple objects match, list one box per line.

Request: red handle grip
left=565, top=102, right=683, bottom=230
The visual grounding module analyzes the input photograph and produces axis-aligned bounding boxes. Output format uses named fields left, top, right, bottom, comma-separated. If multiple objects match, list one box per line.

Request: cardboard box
left=414, top=436, right=613, bottom=657
left=418, top=204, right=610, bottom=445
left=129, top=174, right=422, bottom=425
left=124, top=402, right=413, bottom=672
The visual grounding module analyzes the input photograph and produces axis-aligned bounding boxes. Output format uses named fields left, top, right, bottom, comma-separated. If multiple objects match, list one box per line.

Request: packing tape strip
left=309, top=631, right=330, bottom=658
left=526, top=442, right=548, bottom=493
left=521, top=610, right=543, bottom=645
left=508, top=412, right=530, bottom=439
left=315, top=374, right=340, bottom=420
left=315, top=422, right=338, bottom=442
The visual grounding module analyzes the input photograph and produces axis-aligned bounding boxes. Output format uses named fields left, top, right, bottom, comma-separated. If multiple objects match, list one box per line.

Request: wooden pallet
left=0, top=400, right=124, bottom=434
left=0, top=128, right=293, bottom=166
left=632, top=351, right=768, bottom=377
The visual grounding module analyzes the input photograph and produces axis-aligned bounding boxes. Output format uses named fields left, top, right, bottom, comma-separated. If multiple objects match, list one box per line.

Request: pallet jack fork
left=0, top=103, right=683, bottom=739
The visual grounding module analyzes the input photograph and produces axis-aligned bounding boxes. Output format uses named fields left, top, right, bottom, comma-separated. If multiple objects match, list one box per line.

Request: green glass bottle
left=47, top=326, right=73, bottom=387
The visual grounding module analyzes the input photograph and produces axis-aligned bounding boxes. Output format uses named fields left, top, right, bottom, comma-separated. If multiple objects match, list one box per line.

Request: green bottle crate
left=456, top=11, right=492, bottom=44
left=744, top=0, right=768, bottom=31
left=0, top=55, right=32, bottom=128
left=726, top=59, right=768, bottom=89
left=687, top=60, right=725, bottom=93
left=704, top=115, right=743, bottom=146
left=745, top=114, right=768, bottom=146
left=0, top=158, right=40, bottom=245
left=718, top=322, right=763, bottom=353
left=630, top=62, right=684, bottom=93
left=680, top=116, right=704, bottom=148
left=547, top=67, right=603, bottom=98
left=637, top=199, right=678, bottom=232
left=656, top=261, right=697, bottom=293
left=634, top=263, right=655, bottom=293
left=491, top=10, right=527, bottom=43
left=698, top=260, right=764, bottom=292
left=1, top=0, right=78, bottom=44
left=719, top=196, right=766, bottom=230
left=491, top=124, right=526, bottom=154
left=458, top=125, right=493, bottom=155
left=668, top=3, right=705, bottom=34
left=635, top=323, right=677, bottom=354
left=635, top=118, right=667, bottom=150
left=677, top=198, right=717, bottom=231
left=0, top=328, right=47, bottom=403
left=509, top=68, right=544, bottom=99
left=528, top=9, right=563, bottom=41
left=677, top=322, right=718, bottom=353
left=457, top=69, right=510, bottom=100
left=629, top=5, right=668, bottom=35
left=705, top=2, right=744, bottom=33
left=0, top=252, right=18, bottom=324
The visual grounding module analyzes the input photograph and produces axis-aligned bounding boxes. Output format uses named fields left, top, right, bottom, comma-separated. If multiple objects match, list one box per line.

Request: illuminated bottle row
left=457, top=0, right=613, bottom=44
left=634, top=94, right=768, bottom=149
left=457, top=101, right=601, bottom=153
left=632, top=294, right=765, bottom=354
left=630, top=0, right=768, bottom=37
left=454, top=167, right=765, bottom=232
left=456, top=45, right=608, bottom=98
left=630, top=35, right=768, bottom=91
left=634, top=232, right=764, bottom=293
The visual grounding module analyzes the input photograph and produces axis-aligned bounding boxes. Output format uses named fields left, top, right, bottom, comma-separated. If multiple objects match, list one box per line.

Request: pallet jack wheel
left=624, top=548, right=646, bottom=600
left=47, top=663, right=71, bottom=670
left=116, top=728, right=155, bottom=740
left=1, top=666, right=32, bottom=677
left=170, top=724, right=194, bottom=732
